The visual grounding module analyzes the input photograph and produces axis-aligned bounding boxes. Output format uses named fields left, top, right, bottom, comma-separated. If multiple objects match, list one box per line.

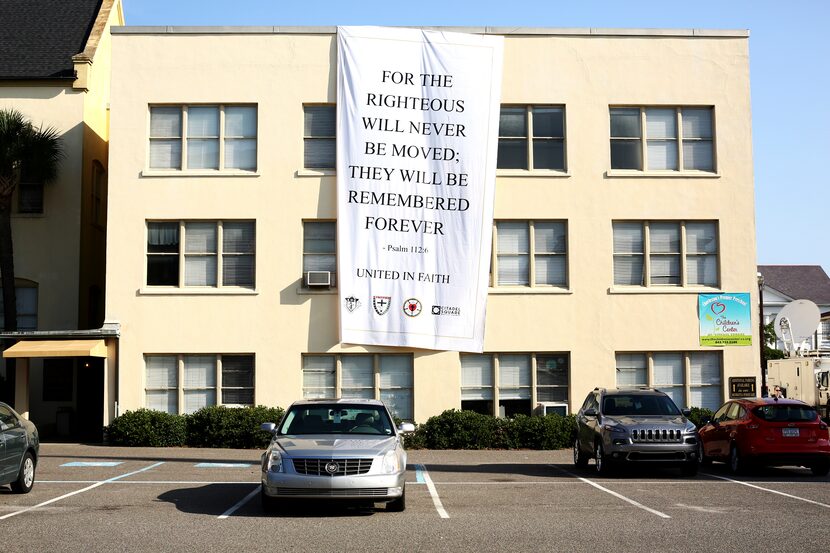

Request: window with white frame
left=149, top=105, right=257, bottom=171
left=145, top=354, right=255, bottom=415
left=146, top=221, right=255, bottom=288
left=498, top=106, right=565, bottom=170
left=301, top=354, right=413, bottom=420
left=302, top=221, right=337, bottom=287
left=304, top=105, right=336, bottom=169
left=612, top=221, right=718, bottom=287
left=0, top=281, right=38, bottom=330
left=610, top=107, right=714, bottom=172
left=461, top=353, right=570, bottom=417
left=615, top=351, right=722, bottom=410
left=494, top=221, right=567, bottom=288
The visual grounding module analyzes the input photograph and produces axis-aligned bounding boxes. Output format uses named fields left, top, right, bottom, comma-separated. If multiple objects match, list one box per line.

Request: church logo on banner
left=336, top=26, right=504, bottom=352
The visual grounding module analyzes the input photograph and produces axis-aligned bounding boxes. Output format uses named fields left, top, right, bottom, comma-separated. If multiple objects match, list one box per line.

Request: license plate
left=782, top=428, right=800, bottom=437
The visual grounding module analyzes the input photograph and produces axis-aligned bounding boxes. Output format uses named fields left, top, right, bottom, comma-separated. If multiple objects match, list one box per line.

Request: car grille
left=630, top=428, right=683, bottom=443
left=275, top=487, right=389, bottom=497
left=291, top=458, right=374, bottom=476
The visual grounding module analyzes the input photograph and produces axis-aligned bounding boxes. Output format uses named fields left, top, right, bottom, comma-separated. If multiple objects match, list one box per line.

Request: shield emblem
left=373, top=296, right=391, bottom=315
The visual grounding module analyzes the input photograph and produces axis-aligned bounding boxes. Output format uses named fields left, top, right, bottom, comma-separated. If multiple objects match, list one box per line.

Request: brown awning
left=3, top=339, right=107, bottom=358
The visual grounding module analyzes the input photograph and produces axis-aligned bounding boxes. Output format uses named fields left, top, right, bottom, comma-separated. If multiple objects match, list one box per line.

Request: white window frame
left=492, top=220, right=568, bottom=288
left=147, top=104, right=258, bottom=172
left=609, top=106, right=716, bottom=174
left=612, top=220, right=719, bottom=288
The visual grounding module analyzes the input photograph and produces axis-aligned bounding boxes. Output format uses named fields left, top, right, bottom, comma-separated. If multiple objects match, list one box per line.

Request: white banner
left=337, top=26, right=503, bottom=352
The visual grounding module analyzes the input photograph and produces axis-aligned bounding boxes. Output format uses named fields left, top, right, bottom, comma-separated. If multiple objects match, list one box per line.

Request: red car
left=698, top=397, right=830, bottom=476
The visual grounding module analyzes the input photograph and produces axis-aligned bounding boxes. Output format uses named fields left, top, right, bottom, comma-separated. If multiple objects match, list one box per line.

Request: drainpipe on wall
left=758, top=272, right=767, bottom=397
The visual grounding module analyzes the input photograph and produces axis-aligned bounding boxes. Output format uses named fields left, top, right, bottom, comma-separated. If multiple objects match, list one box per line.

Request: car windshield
left=603, top=394, right=681, bottom=416
left=752, top=404, right=818, bottom=423
left=278, top=404, right=395, bottom=436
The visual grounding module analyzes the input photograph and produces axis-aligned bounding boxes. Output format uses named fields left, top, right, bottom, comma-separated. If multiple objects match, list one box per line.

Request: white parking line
left=549, top=465, right=671, bottom=519
left=218, top=484, right=261, bottom=519
left=704, top=473, right=830, bottom=509
left=415, top=464, right=449, bottom=519
left=0, top=462, right=164, bottom=521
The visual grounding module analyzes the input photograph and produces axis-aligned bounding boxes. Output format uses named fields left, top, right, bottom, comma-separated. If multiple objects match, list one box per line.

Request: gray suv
left=574, top=388, right=699, bottom=476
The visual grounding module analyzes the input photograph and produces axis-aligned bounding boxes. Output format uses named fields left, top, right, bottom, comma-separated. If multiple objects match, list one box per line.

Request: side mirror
left=583, top=408, right=597, bottom=418
left=398, top=423, right=416, bottom=433
left=681, top=408, right=692, bottom=417
left=260, top=422, right=276, bottom=434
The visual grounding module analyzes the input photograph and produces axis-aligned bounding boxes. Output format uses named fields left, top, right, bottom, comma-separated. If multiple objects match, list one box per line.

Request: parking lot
left=1, top=444, right=828, bottom=552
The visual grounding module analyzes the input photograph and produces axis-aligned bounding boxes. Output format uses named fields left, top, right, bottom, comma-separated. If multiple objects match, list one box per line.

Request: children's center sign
left=698, top=293, right=752, bottom=346
left=336, top=26, right=504, bottom=352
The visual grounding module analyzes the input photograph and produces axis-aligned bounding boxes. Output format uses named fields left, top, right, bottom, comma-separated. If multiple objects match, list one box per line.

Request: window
left=148, top=105, right=257, bottom=171
left=145, top=354, right=254, bottom=414
left=819, top=320, right=830, bottom=350
left=301, top=354, right=414, bottom=420
left=498, top=106, right=565, bottom=170
left=304, top=105, right=336, bottom=169
left=302, top=221, right=336, bottom=287
left=18, top=181, right=43, bottom=214
left=615, top=351, right=722, bottom=410
left=612, top=221, right=718, bottom=287
left=146, top=221, right=255, bottom=288
left=493, top=221, right=567, bottom=288
left=610, top=107, right=714, bottom=172
left=461, top=353, right=570, bottom=417
left=0, top=280, right=38, bottom=330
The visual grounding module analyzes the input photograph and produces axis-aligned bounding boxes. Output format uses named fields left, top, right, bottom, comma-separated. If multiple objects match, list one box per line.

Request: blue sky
left=124, top=0, right=830, bottom=274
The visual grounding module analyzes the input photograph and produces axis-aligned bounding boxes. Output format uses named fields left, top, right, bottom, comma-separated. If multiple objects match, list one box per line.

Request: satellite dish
left=774, top=299, right=820, bottom=355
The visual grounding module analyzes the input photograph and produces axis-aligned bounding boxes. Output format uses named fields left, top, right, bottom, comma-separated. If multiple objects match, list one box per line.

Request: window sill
left=609, top=286, right=722, bottom=295
left=139, top=287, right=259, bottom=296
left=296, top=169, right=336, bottom=177
left=497, top=169, right=570, bottom=178
left=605, top=170, right=720, bottom=179
left=488, top=287, right=572, bottom=295
left=296, top=287, right=338, bottom=295
left=140, top=170, right=260, bottom=178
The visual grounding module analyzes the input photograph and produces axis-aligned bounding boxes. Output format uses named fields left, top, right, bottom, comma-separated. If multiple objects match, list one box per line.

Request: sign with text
left=698, top=293, right=753, bottom=346
left=337, top=26, right=503, bottom=352
left=729, top=377, right=757, bottom=398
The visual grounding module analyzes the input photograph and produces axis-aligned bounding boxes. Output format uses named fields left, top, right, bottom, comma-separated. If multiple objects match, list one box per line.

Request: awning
left=3, top=339, right=107, bottom=358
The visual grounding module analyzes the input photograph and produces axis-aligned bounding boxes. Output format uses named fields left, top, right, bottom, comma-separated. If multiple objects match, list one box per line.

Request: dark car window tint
left=279, top=405, right=394, bottom=435
left=752, top=405, right=818, bottom=423
left=602, top=394, right=680, bottom=416
left=580, top=394, right=594, bottom=412
left=0, top=404, right=17, bottom=428
left=713, top=403, right=729, bottom=422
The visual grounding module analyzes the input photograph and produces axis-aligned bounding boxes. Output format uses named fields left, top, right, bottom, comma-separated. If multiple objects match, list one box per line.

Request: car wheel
left=698, top=442, right=712, bottom=466
left=387, top=485, right=406, bottom=512
left=261, top=487, right=280, bottom=513
left=594, top=441, right=613, bottom=476
left=810, top=462, right=830, bottom=477
left=574, top=438, right=588, bottom=468
left=729, top=443, right=745, bottom=475
left=11, top=452, right=35, bottom=494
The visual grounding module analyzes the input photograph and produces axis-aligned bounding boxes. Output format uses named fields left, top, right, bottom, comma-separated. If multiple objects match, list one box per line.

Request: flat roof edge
left=111, top=26, right=749, bottom=38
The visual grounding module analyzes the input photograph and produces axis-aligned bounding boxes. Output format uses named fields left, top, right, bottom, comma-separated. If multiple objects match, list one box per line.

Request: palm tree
left=0, top=108, right=63, bottom=331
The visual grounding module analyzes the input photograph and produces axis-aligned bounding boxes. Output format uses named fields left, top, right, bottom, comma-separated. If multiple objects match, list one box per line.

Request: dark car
left=574, top=388, right=699, bottom=476
left=698, top=397, right=830, bottom=475
left=0, top=401, right=39, bottom=493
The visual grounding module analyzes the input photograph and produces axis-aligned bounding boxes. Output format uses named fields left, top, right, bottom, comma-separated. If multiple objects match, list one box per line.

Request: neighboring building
left=104, top=26, right=759, bottom=424
left=0, top=0, right=124, bottom=440
left=758, top=265, right=830, bottom=353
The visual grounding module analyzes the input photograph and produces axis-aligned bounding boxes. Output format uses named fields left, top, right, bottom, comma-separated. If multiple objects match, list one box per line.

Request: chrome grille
left=276, top=487, right=389, bottom=497
left=291, top=458, right=374, bottom=476
left=630, top=428, right=683, bottom=443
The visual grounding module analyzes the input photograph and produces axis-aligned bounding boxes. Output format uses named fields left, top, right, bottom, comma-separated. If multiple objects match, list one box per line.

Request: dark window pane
left=148, top=223, right=179, bottom=253
left=532, top=107, right=563, bottom=138
left=223, top=255, right=254, bottom=288
left=18, top=182, right=43, bottom=213
left=222, top=356, right=254, bottom=386
left=610, top=108, right=641, bottom=138
left=304, top=106, right=336, bottom=136
left=460, top=400, right=492, bottom=415
left=497, top=139, right=527, bottom=169
left=500, top=399, right=531, bottom=417
left=499, top=108, right=526, bottom=137
left=536, top=355, right=569, bottom=386
left=537, top=387, right=568, bottom=402
left=147, top=256, right=179, bottom=285
left=304, top=138, right=336, bottom=168
left=532, top=140, right=564, bottom=170
left=611, top=140, right=642, bottom=169
left=222, top=389, right=254, bottom=405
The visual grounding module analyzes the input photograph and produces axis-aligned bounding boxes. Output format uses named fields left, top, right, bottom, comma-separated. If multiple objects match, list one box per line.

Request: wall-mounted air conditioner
left=305, top=271, right=331, bottom=287
left=534, top=402, right=569, bottom=417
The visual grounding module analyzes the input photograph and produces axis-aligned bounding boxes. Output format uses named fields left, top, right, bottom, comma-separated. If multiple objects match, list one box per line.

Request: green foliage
left=763, top=322, right=786, bottom=362
left=686, top=406, right=715, bottom=429
left=406, top=409, right=577, bottom=450
left=104, top=409, right=187, bottom=447
left=186, top=405, right=284, bottom=449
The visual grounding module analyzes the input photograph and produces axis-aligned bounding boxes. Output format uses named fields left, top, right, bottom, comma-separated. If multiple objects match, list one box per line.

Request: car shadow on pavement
left=157, top=484, right=377, bottom=518
left=40, top=453, right=261, bottom=465
left=412, top=462, right=558, bottom=478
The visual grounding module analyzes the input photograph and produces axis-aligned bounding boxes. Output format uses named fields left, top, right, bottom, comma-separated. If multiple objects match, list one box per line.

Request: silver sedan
left=0, top=401, right=39, bottom=493
left=260, top=399, right=414, bottom=512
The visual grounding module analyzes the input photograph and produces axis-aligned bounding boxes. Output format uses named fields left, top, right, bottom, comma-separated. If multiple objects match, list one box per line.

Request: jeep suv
left=574, top=388, right=699, bottom=476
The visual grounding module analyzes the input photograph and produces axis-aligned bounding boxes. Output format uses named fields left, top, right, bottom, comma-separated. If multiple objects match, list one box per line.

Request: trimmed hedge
left=105, top=405, right=284, bottom=448
left=687, top=407, right=715, bottom=429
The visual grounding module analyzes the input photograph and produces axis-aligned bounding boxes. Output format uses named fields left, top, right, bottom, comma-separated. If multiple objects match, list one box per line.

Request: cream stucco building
left=106, top=26, right=760, bottom=423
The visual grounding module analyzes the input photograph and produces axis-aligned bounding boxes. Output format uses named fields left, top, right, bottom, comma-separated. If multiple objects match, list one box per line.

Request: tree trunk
left=0, top=192, right=17, bottom=332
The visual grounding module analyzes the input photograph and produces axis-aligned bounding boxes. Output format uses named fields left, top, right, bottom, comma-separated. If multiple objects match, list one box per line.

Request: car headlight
left=382, top=450, right=400, bottom=474
left=266, top=449, right=283, bottom=473
left=602, top=424, right=627, bottom=434
left=684, top=421, right=698, bottom=434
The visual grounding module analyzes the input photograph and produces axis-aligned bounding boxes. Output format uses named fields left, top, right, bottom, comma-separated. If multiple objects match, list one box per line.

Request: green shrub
left=687, top=407, right=715, bottom=429
left=506, top=414, right=577, bottom=449
left=186, top=405, right=284, bottom=449
left=105, top=409, right=187, bottom=447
